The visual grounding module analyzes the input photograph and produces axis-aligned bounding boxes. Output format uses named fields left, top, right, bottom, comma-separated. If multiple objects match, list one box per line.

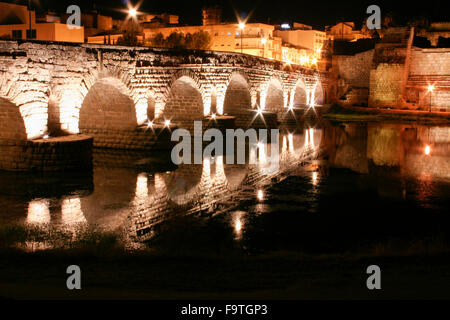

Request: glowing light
left=211, top=113, right=216, bottom=119
left=27, top=199, right=50, bottom=225
left=312, top=172, right=318, bottom=185
left=43, top=134, right=49, bottom=139
left=148, top=120, right=153, bottom=127
left=135, top=173, right=148, bottom=199
left=135, top=99, right=148, bottom=125
left=288, top=133, right=294, bottom=152
left=239, top=22, right=245, bottom=30
left=129, top=8, right=137, bottom=17
left=257, top=189, right=264, bottom=201
left=257, top=108, right=263, bottom=116
left=309, top=128, right=315, bottom=147
left=424, top=145, right=431, bottom=155
left=235, top=219, right=242, bottom=232
left=164, top=119, right=171, bottom=127
left=311, top=58, right=318, bottom=65
left=428, top=85, right=435, bottom=92
left=281, top=23, right=291, bottom=29
left=61, top=197, right=86, bottom=226
left=261, top=38, right=267, bottom=44
left=232, top=211, right=246, bottom=240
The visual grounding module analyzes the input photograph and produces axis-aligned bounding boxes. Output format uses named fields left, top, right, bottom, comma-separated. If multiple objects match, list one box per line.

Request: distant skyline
left=7, top=0, right=448, bottom=29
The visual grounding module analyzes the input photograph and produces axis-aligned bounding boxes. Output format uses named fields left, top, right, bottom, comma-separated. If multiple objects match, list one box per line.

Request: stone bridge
left=0, top=40, right=330, bottom=171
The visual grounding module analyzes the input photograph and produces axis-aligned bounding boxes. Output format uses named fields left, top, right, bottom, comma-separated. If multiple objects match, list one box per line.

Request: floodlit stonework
left=0, top=40, right=330, bottom=171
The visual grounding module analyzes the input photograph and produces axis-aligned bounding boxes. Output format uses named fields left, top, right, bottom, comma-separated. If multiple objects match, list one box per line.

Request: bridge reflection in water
left=1, top=121, right=449, bottom=251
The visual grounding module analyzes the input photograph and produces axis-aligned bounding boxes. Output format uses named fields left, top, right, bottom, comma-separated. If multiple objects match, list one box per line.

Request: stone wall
left=369, top=63, right=405, bottom=108
left=331, top=28, right=450, bottom=110
left=0, top=135, right=93, bottom=171
left=406, top=48, right=450, bottom=111
left=0, top=40, right=330, bottom=171
left=331, top=50, right=374, bottom=106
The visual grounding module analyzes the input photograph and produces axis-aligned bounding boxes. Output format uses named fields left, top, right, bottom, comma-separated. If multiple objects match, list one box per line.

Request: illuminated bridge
left=0, top=40, right=331, bottom=171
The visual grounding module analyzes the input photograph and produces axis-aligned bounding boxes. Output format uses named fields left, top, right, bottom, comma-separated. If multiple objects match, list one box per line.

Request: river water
left=1, top=119, right=449, bottom=254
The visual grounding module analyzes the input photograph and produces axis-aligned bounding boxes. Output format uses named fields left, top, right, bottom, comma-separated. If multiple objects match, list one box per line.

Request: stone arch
left=162, top=75, right=204, bottom=133
left=0, top=97, right=27, bottom=142
left=223, top=72, right=252, bottom=116
left=1, top=69, right=49, bottom=139
left=49, top=65, right=138, bottom=134
left=263, top=77, right=285, bottom=112
left=312, top=81, right=324, bottom=106
left=79, top=77, right=137, bottom=131
left=163, top=69, right=205, bottom=106
left=293, top=77, right=309, bottom=108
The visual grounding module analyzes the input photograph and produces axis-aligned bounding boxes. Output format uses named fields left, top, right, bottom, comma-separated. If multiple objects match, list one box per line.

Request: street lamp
left=427, top=85, right=434, bottom=112
left=129, top=8, right=137, bottom=18
left=239, top=22, right=245, bottom=54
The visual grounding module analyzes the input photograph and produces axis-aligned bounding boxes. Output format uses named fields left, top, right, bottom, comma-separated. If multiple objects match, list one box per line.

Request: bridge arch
left=162, top=72, right=204, bottom=133
left=79, top=76, right=137, bottom=131
left=312, top=81, right=324, bottom=106
left=293, top=77, right=309, bottom=108
left=263, top=77, right=285, bottom=112
left=0, top=97, right=27, bottom=142
left=223, top=72, right=252, bottom=116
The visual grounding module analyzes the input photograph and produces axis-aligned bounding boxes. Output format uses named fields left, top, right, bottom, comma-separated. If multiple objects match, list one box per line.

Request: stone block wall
left=80, top=126, right=174, bottom=151
left=0, top=135, right=93, bottom=171
left=369, top=63, right=405, bottom=108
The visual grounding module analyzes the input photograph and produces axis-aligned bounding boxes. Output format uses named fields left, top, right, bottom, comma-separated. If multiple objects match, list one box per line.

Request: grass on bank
left=323, top=104, right=450, bottom=124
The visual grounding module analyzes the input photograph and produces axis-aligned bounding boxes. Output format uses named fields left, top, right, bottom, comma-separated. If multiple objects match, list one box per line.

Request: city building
left=325, top=22, right=369, bottom=42
left=143, top=20, right=282, bottom=60
left=60, top=10, right=116, bottom=42
left=0, top=2, right=84, bottom=42
left=274, top=22, right=328, bottom=53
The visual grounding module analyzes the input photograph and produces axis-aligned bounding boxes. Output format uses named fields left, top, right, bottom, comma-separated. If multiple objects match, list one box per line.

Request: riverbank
left=323, top=104, right=450, bottom=124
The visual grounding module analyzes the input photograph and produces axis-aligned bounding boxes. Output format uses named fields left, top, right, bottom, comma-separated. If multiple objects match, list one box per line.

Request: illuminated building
left=0, top=2, right=84, bottom=42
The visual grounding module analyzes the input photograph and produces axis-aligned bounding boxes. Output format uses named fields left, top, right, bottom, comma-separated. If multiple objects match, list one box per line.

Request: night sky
left=9, top=0, right=449, bottom=29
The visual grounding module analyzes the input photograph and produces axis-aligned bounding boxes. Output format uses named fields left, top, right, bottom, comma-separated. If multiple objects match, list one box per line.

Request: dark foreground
left=1, top=248, right=450, bottom=299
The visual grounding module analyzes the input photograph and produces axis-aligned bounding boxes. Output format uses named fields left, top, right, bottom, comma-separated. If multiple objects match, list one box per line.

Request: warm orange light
left=424, top=145, right=431, bottom=155
left=428, top=85, right=435, bottom=92
left=165, top=120, right=171, bottom=127
left=211, top=113, right=216, bottom=119
left=239, top=22, right=245, bottom=30
left=261, top=38, right=267, bottom=44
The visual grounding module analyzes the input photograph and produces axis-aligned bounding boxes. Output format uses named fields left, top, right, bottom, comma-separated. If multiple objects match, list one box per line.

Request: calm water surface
left=1, top=119, right=449, bottom=254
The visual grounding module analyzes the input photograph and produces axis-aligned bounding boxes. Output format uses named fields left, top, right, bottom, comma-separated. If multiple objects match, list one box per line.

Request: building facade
left=0, top=2, right=84, bottom=42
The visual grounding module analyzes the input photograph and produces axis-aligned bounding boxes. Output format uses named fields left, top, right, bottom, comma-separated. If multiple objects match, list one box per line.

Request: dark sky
left=13, top=0, right=450, bottom=29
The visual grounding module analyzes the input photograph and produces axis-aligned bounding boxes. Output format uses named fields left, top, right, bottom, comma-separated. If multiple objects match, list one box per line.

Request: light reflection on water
left=1, top=121, right=449, bottom=252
